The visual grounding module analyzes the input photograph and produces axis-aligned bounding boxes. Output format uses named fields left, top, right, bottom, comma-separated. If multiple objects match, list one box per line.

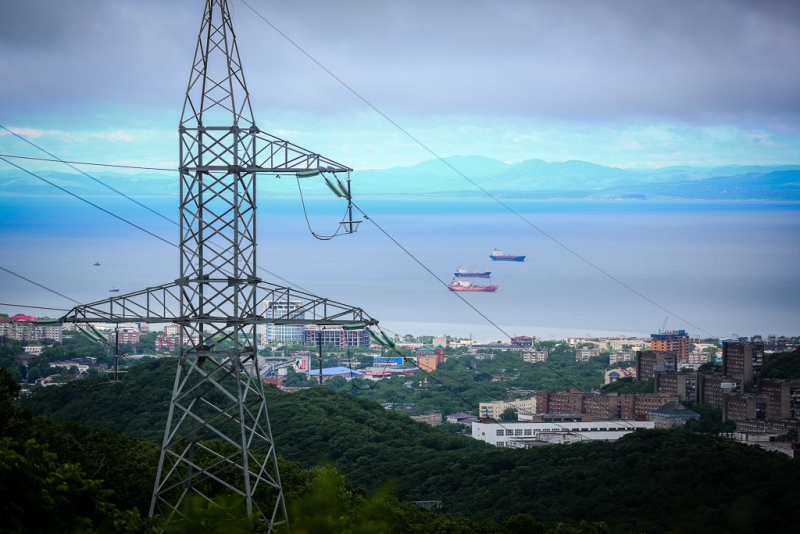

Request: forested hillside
left=20, top=359, right=800, bottom=533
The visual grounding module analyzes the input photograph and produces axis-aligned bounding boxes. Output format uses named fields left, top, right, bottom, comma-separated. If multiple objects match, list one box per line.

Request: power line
left=0, top=125, right=177, bottom=226
left=0, top=156, right=176, bottom=248
left=0, top=153, right=175, bottom=172
left=241, top=0, right=717, bottom=340
left=0, top=302, right=71, bottom=312
left=0, top=155, right=308, bottom=293
left=0, top=266, right=80, bottom=305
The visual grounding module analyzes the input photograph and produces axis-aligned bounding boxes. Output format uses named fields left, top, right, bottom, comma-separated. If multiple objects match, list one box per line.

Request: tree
left=325, top=376, right=349, bottom=391
left=500, top=407, right=518, bottom=421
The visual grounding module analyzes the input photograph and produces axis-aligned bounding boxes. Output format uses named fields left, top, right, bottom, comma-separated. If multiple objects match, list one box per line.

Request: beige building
left=479, top=398, right=537, bottom=419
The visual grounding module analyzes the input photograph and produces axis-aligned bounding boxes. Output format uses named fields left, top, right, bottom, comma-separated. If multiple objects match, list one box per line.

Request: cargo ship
left=448, top=278, right=498, bottom=292
left=454, top=266, right=492, bottom=278
left=489, top=248, right=525, bottom=262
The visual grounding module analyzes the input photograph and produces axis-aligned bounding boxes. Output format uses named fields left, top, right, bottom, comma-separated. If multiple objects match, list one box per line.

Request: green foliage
left=761, top=348, right=800, bottom=379
left=283, top=371, right=316, bottom=388
left=0, top=437, right=159, bottom=533
left=18, top=360, right=800, bottom=533
left=166, top=495, right=257, bottom=534
left=698, top=361, right=722, bottom=375
left=681, top=401, right=735, bottom=435
left=601, top=377, right=654, bottom=394
left=500, top=407, right=518, bottom=421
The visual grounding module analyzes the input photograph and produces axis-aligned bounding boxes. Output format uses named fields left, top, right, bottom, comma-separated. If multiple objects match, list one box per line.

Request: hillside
left=21, top=359, right=800, bottom=533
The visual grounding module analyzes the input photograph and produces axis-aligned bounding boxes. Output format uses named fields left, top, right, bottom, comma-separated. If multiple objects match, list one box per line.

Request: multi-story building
left=523, top=350, right=548, bottom=364
left=722, top=341, right=764, bottom=383
left=416, top=354, right=438, bottom=372
left=433, top=335, right=450, bottom=348
left=604, top=367, right=635, bottom=384
left=650, top=330, right=689, bottom=362
left=471, top=419, right=654, bottom=447
left=757, top=378, right=800, bottom=420
left=697, top=374, right=742, bottom=408
left=303, top=326, right=370, bottom=348
left=0, top=315, right=62, bottom=343
left=536, top=389, right=586, bottom=414
left=575, top=348, right=601, bottom=362
left=635, top=350, right=677, bottom=381
left=609, top=351, right=635, bottom=365
left=684, top=351, right=713, bottom=369
left=722, top=394, right=768, bottom=422
left=648, top=402, right=700, bottom=429
left=155, top=333, right=200, bottom=350
left=511, top=335, right=535, bottom=348
left=654, top=371, right=697, bottom=401
left=479, top=398, right=537, bottom=419
left=262, top=300, right=305, bottom=344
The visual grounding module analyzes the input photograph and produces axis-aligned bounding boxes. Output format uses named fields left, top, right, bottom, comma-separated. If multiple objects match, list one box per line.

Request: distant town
left=2, top=302, right=799, bottom=458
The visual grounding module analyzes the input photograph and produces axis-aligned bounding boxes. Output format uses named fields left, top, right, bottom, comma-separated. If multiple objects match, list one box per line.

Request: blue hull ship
left=489, top=248, right=525, bottom=262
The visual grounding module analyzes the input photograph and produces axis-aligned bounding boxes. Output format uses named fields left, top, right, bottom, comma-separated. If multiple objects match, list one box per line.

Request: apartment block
left=722, top=341, right=764, bottom=383
left=697, top=374, right=742, bottom=409
left=650, top=330, right=689, bottom=362
left=654, top=371, right=697, bottom=401
left=263, top=300, right=305, bottom=344
left=609, top=351, right=635, bottom=365
left=635, top=350, right=677, bottom=381
left=479, top=398, right=537, bottom=419
left=576, top=348, right=601, bottom=362
left=0, top=315, right=62, bottom=343
left=722, top=394, right=768, bottom=422
left=523, top=350, right=548, bottom=364
left=757, top=378, right=800, bottom=420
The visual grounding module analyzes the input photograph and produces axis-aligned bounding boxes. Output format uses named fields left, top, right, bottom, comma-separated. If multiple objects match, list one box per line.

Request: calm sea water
left=1, top=195, right=798, bottom=340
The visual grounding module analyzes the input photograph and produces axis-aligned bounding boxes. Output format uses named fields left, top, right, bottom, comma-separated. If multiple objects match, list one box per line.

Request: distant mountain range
left=2, top=155, right=799, bottom=200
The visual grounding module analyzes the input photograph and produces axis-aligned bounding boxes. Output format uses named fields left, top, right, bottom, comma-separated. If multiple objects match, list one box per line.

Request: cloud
left=106, top=130, right=134, bottom=142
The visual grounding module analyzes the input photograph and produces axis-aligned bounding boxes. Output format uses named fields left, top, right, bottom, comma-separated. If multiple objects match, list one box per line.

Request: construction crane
left=660, top=316, right=668, bottom=333
left=59, top=0, right=377, bottom=529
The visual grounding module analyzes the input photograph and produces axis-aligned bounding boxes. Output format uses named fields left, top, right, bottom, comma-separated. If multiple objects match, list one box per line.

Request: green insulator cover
left=324, top=177, right=344, bottom=198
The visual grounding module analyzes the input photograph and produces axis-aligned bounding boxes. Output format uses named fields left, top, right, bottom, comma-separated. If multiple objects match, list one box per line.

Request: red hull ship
left=448, top=279, right=498, bottom=292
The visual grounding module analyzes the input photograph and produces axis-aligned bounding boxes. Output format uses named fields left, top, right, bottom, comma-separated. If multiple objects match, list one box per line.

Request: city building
left=433, top=335, right=450, bottom=348
left=604, top=367, right=635, bottom=384
left=416, top=354, right=438, bottom=372
left=304, top=326, right=370, bottom=348
left=648, top=403, right=700, bottom=428
left=471, top=419, right=653, bottom=447
left=576, top=348, right=601, bottom=362
left=410, top=412, right=442, bottom=426
left=650, top=330, right=689, bottom=362
left=0, top=315, right=62, bottom=343
left=479, top=398, right=537, bottom=419
left=511, top=335, right=535, bottom=348
left=446, top=412, right=479, bottom=424
left=756, top=378, right=800, bottom=420
left=523, top=350, right=548, bottom=364
left=262, top=300, right=305, bottom=344
left=307, top=366, right=364, bottom=383
left=683, top=351, right=713, bottom=369
left=635, top=350, right=677, bottom=381
left=697, top=375, right=742, bottom=408
left=722, top=341, right=764, bottom=383
left=722, top=394, right=768, bottom=422
left=609, top=351, right=635, bottom=365
left=654, top=371, right=697, bottom=401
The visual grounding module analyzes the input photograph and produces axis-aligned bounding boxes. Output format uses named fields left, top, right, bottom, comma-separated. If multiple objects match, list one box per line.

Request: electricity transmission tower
left=60, top=0, right=376, bottom=529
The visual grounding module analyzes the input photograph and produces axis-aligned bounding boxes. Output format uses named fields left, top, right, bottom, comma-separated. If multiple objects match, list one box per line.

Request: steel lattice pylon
left=60, top=0, right=377, bottom=529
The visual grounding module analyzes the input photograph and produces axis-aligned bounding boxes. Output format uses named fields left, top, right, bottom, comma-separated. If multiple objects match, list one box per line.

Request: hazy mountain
left=2, top=157, right=799, bottom=200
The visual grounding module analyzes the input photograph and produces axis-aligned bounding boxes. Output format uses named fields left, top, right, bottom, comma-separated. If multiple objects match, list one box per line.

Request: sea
left=1, top=195, right=798, bottom=341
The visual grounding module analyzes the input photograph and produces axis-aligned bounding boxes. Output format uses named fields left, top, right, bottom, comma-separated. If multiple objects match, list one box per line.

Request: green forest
left=12, top=359, right=800, bottom=533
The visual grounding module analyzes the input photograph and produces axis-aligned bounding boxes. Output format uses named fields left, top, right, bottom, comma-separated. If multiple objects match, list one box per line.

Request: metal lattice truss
left=58, top=0, right=373, bottom=530
left=60, top=281, right=377, bottom=328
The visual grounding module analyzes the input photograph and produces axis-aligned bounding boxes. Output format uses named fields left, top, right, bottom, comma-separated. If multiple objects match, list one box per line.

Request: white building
left=576, top=348, right=601, bottom=362
left=609, top=351, right=635, bottom=364
left=262, top=300, right=305, bottom=344
left=523, top=350, right=548, bottom=363
left=471, top=420, right=654, bottom=447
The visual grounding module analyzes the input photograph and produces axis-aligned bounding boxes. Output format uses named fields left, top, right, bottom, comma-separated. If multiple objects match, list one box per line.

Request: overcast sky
left=1, top=0, right=799, bottom=170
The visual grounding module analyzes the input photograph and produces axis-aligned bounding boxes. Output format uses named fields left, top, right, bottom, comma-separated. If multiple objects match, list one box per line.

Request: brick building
left=697, top=375, right=742, bottom=409
left=635, top=350, right=677, bottom=381
left=722, top=394, right=768, bottom=423
left=654, top=371, right=697, bottom=401
left=722, top=341, right=764, bottom=383
left=650, top=330, right=689, bottom=362
left=757, top=378, right=800, bottom=420
left=536, top=389, right=676, bottom=421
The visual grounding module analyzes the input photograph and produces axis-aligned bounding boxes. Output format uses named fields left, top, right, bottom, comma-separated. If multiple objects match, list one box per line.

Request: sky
left=2, top=0, right=800, bottom=171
